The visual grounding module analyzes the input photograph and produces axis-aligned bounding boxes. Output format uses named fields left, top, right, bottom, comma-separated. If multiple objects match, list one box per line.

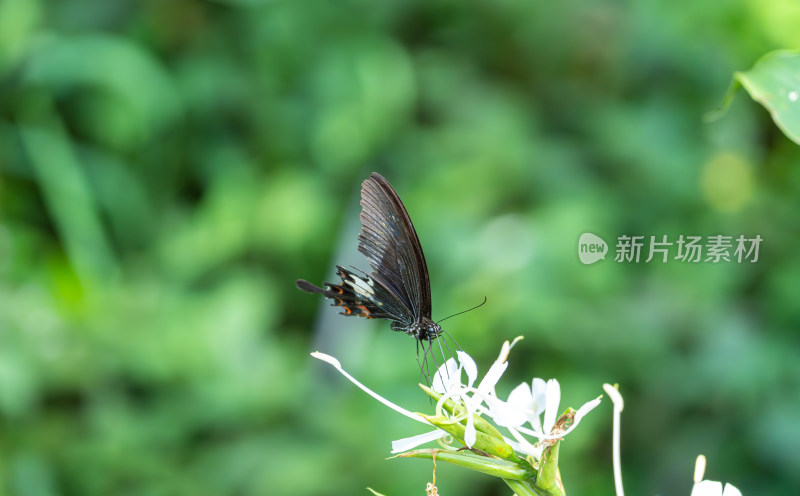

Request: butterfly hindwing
left=296, top=266, right=409, bottom=321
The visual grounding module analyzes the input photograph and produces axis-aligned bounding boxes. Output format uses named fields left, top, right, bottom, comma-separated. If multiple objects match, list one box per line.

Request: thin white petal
left=465, top=414, right=476, bottom=447
left=525, top=395, right=603, bottom=441
left=457, top=351, right=478, bottom=388
left=311, top=351, right=341, bottom=368
left=531, top=377, right=547, bottom=395
left=530, top=378, right=548, bottom=415
left=496, top=336, right=525, bottom=362
left=575, top=395, right=603, bottom=420
left=499, top=341, right=511, bottom=361
left=721, top=484, right=743, bottom=496
left=477, top=360, right=507, bottom=395
left=694, top=455, right=707, bottom=483
left=311, top=351, right=428, bottom=424
left=391, top=430, right=447, bottom=453
left=691, top=480, right=723, bottom=496
left=603, top=383, right=624, bottom=412
left=504, top=429, right=542, bottom=459
left=543, top=379, right=561, bottom=433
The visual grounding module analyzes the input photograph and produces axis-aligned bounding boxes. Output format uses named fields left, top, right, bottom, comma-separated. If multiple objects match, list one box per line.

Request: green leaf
left=709, top=49, right=800, bottom=145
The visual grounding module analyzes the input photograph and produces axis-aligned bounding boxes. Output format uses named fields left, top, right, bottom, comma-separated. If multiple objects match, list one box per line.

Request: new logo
left=578, top=233, right=608, bottom=265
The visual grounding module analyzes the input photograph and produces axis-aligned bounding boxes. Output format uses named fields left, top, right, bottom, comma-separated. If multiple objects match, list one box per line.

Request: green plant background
left=1, top=1, right=798, bottom=495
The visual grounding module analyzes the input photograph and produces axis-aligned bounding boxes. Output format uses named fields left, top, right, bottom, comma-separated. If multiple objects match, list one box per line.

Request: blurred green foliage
left=1, top=1, right=799, bottom=495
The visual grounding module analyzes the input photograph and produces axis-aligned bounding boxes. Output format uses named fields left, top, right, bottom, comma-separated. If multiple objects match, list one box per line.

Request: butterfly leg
left=435, top=335, right=451, bottom=383
left=415, top=339, right=431, bottom=387
left=427, top=336, right=448, bottom=391
left=437, top=331, right=461, bottom=379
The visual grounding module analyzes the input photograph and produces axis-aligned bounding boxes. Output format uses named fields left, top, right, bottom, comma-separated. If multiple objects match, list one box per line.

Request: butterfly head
left=416, top=317, right=442, bottom=342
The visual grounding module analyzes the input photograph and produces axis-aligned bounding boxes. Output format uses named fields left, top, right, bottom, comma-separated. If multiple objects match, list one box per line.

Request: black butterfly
left=297, top=173, right=447, bottom=365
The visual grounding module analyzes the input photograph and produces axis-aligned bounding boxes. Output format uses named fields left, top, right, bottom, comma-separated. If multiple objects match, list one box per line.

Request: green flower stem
left=536, top=441, right=564, bottom=496
left=420, top=384, right=505, bottom=440
left=420, top=414, right=517, bottom=461
left=504, top=478, right=550, bottom=496
left=394, top=449, right=527, bottom=480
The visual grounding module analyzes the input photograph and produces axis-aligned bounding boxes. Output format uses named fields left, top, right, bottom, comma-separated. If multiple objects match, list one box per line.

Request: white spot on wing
left=346, top=275, right=375, bottom=297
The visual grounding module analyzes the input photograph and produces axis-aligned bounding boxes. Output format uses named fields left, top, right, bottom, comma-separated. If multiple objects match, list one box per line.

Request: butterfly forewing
left=358, top=173, right=433, bottom=322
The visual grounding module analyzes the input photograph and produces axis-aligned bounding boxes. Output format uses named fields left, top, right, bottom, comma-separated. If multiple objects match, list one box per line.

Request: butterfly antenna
left=435, top=296, right=488, bottom=325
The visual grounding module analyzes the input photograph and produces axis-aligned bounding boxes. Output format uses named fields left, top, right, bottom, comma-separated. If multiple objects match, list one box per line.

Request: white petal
left=487, top=395, right=527, bottom=428
left=499, top=336, right=525, bottom=362
left=311, top=351, right=428, bottom=424
left=530, top=378, right=548, bottom=414
left=457, top=350, right=478, bottom=387
left=721, top=483, right=743, bottom=496
left=464, top=413, right=476, bottom=447
left=603, top=383, right=624, bottom=412
left=477, top=360, right=508, bottom=395
left=391, top=430, right=447, bottom=453
left=543, top=379, right=561, bottom=433
left=311, top=351, right=341, bottom=368
left=432, top=357, right=459, bottom=393
left=529, top=395, right=602, bottom=441
left=498, top=340, right=511, bottom=361
left=574, top=395, right=603, bottom=420
left=693, top=455, right=707, bottom=483
left=507, top=382, right=533, bottom=407
left=691, top=480, right=723, bottom=496
left=504, top=429, right=543, bottom=459
left=531, top=377, right=547, bottom=394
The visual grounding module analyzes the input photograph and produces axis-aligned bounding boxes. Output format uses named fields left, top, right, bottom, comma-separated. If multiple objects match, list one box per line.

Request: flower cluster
left=312, top=337, right=744, bottom=496
left=391, top=337, right=602, bottom=458
left=312, top=337, right=601, bottom=496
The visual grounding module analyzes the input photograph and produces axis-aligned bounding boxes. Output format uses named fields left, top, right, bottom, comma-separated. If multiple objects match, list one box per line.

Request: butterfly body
left=296, top=173, right=443, bottom=345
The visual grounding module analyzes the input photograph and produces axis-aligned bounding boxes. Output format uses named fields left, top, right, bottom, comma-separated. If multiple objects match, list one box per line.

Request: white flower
left=487, top=377, right=602, bottom=458
left=432, top=350, right=477, bottom=394
left=430, top=351, right=479, bottom=447
left=398, top=337, right=601, bottom=456
left=312, top=336, right=603, bottom=459
left=427, top=337, right=526, bottom=448
left=691, top=481, right=743, bottom=496
left=691, top=455, right=743, bottom=496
